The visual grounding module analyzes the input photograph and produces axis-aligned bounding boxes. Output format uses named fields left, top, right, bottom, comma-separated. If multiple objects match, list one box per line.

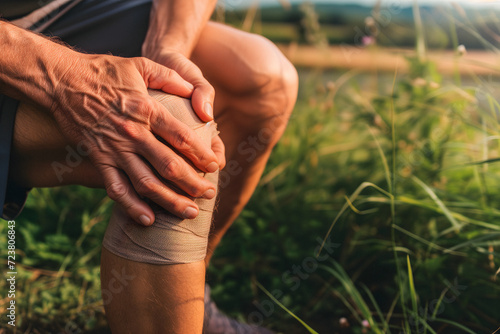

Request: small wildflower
left=457, top=44, right=467, bottom=57
left=362, top=319, right=370, bottom=328
left=362, top=35, right=376, bottom=46
left=339, top=317, right=350, bottom=328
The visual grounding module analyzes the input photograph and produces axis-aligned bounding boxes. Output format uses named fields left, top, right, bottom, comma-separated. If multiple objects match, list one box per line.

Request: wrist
left=43, top=45, right=81, bottom=113
left=142, top=33, right=191, bottom=59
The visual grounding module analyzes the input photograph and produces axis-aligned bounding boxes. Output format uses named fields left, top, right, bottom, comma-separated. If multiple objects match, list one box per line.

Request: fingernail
left=139, top=214, right=151, bottom=226
left=203, top=188, right=216, bottom=199
left=206, top=162, right=219, bottom=173
left=183, top=206, right=198, bottom=219
left=204, top=102, right=213, bottom=118
left=184, top=81, right=194, bottom=90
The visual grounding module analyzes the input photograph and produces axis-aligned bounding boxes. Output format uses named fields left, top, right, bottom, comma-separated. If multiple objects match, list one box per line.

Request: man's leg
left=100, top=91, right=220, bottom=333
left=101, top=215, right=206, bottom=334
left=189, top=22, right=299, bottom=265
left=10, top=94, right=215, bottom=333
left=9, top=102, right=100, bottom=188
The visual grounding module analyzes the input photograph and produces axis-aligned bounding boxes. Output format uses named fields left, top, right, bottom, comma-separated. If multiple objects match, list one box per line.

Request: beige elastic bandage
left=102, top=90, right=219, bottom=264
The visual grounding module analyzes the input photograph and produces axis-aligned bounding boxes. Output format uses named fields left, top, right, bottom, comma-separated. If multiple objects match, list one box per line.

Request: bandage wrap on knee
left=102, top=90, right=219, bottom=264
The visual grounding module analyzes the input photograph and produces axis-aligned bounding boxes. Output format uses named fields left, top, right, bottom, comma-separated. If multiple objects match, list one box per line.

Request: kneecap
left=102, top=90, right=219, bottom=264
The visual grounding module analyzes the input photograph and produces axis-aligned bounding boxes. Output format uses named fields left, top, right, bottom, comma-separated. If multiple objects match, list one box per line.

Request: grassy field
left=1, top=53, right=499, bottom=333
left=2, top=4, right=500, bottom=334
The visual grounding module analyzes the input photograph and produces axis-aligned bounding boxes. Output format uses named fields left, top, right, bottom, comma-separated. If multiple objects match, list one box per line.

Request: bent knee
left=102, top=199, right=215, bottom=264
left=102, top=90, right=219, bottom=265
left=233, top=33, right=299, bottom=102
left=228, top=34, right=298, bottom=127
left=199, top=23, right=298, bottom=102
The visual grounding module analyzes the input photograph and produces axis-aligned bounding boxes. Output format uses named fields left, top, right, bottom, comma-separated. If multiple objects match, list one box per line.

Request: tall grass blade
left=413, top=0, right=426, bottom=62
left=321, top=262, right=382, bottom=333
left=317, top=182, right=392, bottom=257
left=433, top=318, right=478, bottom=334
left=412, top=176, right=462, bottom=231
left=255, top=281, right=319, bottom=334
left=369, top=127, right=392, bottom=195
left=393, top=225, right=466, bottom=256
left=361, top=284, right=390, bottom=333
left=407, top=255, right=419, bottom=333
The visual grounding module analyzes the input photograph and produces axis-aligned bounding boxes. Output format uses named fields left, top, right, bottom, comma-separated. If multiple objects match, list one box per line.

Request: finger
left=139, top=130, right=217, bottom=199
left=165, top=59, right=214, bottom=122
left=149, top=100, right=219, bottom=173
left=211, top=135, right=226, bottom=170
left=191, top=80, right=216, bottom=123
left=136, top=57, right=194, bottom=98
left=120, top=153, right=200, bottom=220
left=99, top=164, right=155, bottom=226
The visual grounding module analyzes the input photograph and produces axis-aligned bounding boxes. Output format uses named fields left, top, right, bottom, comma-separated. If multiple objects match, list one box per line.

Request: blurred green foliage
left=2, top=55, right=499, bottom=333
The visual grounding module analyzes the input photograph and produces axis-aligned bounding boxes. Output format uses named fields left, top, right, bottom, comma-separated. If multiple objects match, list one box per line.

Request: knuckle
left=119, top=120, right=142, bottom=140
left=163, top=68, right=174, bottom=79
left=173, top=129, right=193, bottom=151
left=150, top=107, right=166, bottom=128
left=136, top=176, right=157, bottom=197
left=120, top=57, right=139, bottom=70
left=136, top=98, right=155, bottom=121
left=161, top=157, right=182, bottom=180
left=134, top=56, right=149, bottom=67
left=106, top=182, right=128, bottom=201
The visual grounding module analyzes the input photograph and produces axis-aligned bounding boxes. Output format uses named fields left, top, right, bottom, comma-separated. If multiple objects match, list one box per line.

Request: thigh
left=10, top=102, right=101, bottom=188
left=191, top=22, right=291, bottom=110
left=192, top=22, right=273, bottom=92
left=190, top=21, right=296, bottom=156
left=190, top=21, right=296, bottom=141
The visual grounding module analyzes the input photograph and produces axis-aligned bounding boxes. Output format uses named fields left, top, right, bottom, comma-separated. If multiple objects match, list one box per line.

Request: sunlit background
left=1, top=1, right=499, bottom=333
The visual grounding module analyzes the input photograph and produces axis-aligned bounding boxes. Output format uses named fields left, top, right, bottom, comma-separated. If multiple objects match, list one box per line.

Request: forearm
left=0, top=20, right=73, bottom=110
left=143, top=0, right=217, bottom=58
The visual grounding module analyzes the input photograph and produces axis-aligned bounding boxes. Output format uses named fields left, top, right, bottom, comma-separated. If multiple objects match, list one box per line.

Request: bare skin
left=0, top=20, right=221, bottom=226
left=5, top=1, right=298, bottom=332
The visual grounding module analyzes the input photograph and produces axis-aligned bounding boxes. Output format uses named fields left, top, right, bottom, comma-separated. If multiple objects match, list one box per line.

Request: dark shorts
left=1, top=0, right=153, bottom=219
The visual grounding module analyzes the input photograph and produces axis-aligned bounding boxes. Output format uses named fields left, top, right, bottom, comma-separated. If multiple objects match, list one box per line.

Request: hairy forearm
left=143, top=0, right=217, bottom=57
left=0, top=20, right=72, bottom=110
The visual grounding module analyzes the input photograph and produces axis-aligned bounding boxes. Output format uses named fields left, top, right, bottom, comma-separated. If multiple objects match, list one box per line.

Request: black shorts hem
left=0, top=95, right=29, bottom=220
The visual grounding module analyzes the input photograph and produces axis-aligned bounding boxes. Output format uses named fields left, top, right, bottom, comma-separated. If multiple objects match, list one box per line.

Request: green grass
left=2, top=57, right=500, bottom=333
